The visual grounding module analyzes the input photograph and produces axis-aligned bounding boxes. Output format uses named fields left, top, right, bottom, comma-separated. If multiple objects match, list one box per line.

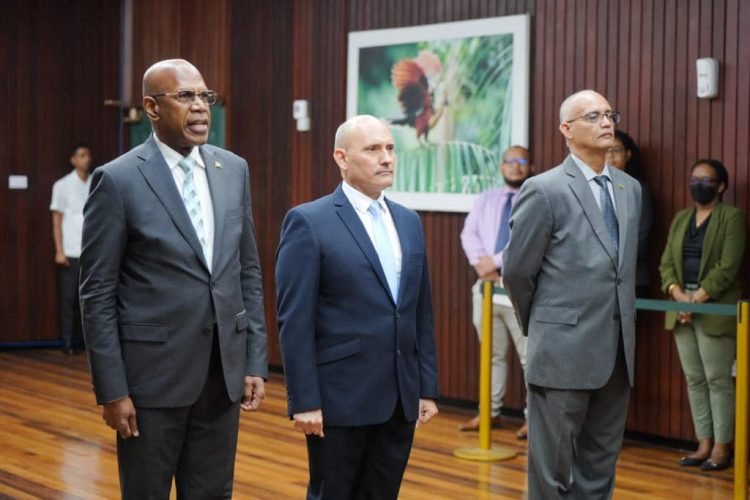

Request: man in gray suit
left=80, top=59, right=268, bottom=499
left=504, top=90, right=641, bottom=499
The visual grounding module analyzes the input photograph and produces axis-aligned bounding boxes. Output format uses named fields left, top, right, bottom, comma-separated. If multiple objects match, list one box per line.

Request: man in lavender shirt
left=459, top=145, right=531, bottom=437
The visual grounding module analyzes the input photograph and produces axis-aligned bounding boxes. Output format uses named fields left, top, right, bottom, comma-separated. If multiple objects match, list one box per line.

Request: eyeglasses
left=566, top=111, right=621, bottom=125
left=148, top=90, right=218, bottom=105
left=689, top=176, right=719, bottom=187
left=607, top=146, right=625, bottom=154
left=503, top=158, right=529, bottom=166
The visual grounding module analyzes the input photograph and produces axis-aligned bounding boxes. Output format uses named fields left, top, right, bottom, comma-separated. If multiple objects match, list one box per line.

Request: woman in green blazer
left=660, top=159, right=746, bottom=471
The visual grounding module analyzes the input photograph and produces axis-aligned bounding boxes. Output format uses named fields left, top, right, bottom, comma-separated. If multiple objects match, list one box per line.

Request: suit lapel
left=672, top=209, right=692, bottom=285
left=333, top=186, right=396, bottom=304
left=610, top=169, right=629, bottom=269
left=564, top=158, right=618, bottom=266
left=386, top=198, right=408, bottom=305
left=203, top=146, right=227, bottom=272
left=136, top=138, right=209, bottom=271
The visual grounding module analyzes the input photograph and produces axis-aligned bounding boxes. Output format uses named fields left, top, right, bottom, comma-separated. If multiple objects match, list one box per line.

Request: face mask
left=690, top=183, right=718, bottom=204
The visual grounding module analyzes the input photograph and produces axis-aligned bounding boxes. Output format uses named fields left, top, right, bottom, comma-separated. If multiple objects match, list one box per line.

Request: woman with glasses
left=606, top=130, right=653, bottom=296
left=659, top=159, right=746, bottom=471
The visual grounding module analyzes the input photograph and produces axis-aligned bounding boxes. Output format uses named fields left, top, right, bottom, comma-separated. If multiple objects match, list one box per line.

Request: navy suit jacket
left=275, top=185, right=438, bottom=427
left=80, top=136, right=268, bottom=408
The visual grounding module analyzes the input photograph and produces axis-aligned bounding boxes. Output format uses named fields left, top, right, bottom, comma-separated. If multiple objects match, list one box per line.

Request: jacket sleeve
left=79, top=168, right=129, bottom=404
left=700, top=209, right=747, bottom=299
left=275, top=208, right=323, bottom=415
left=502, top=179, right=554, bottom=336
left=659, top=211, right=684, bottom=293
left=415, top=217, right=439, bottom=399
left=239, top=161, right=269, bottom=378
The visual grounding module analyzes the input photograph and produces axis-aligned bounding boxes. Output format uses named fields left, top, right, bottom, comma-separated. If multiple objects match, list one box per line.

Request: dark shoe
left=700, top=459, right=731, bottom=471
left=458, top=415, right=502, bottom=431
left=516, top=422, right=528, bottom=440
left=679, top=456, right=706, bottom=466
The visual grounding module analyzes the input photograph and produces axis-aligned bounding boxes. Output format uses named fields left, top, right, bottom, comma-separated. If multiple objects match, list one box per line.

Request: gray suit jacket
left=503, top=155, right=641, bottom=390
left=80, top=137, right=268, bottom=408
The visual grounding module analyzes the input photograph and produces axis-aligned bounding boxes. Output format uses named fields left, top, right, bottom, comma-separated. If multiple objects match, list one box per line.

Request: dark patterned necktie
left=593, top=176, right=619, bottom=254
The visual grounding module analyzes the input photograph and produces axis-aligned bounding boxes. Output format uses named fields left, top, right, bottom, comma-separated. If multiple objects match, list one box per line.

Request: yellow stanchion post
left=734, top=301, right=749, bottom=500
left=454, top=281, right=517, bottom=462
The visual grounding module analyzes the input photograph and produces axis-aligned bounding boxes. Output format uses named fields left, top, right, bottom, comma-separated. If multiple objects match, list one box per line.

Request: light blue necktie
left=593, top=176, right=619, bottom=254
left=368, top=201, right=399, bottom=301
left=178, top=157, right=208, bottom=259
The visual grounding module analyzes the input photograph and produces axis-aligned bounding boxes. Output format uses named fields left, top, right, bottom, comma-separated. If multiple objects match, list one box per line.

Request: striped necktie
left=177, top=157, right=208, bottom=258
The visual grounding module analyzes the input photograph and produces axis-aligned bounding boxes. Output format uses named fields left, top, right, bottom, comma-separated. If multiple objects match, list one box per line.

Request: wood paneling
left=0, top=0, right=120, bottom=343
left=129, top=0, right=230, bottom=103
left=4, top=0, right=749, bottom=444
left=231, top=0, right=750, bottom=443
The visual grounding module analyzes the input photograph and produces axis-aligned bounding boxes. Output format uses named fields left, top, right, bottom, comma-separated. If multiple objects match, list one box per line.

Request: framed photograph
left=347, top=15, right=530, bottom=212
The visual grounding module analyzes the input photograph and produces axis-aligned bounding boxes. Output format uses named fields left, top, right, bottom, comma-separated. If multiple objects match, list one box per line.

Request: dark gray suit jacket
left=503, top=155, right=641, bottom=390
left=80, top=136, right=268, bottom=408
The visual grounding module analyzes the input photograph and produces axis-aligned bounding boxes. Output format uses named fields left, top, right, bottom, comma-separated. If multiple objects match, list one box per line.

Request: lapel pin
left=214, top=160, right=222, bottom=169
left=617, top=184, right=624, bottom=190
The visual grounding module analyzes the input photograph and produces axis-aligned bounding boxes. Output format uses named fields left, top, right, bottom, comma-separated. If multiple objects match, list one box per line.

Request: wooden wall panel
left=235, top=0, right=749, bottom=442
left=129, top=0, right=230, bottom=103
left=0, top=0, right=120, bottom=344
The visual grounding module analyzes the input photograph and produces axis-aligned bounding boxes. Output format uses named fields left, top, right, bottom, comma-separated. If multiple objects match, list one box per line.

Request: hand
left=241, top=376, right=265, bottom=411
left=677, top=311, right=693, bottom=324
left=293, top=409, right=324, bottom=437
left=55, top=252, right=69, bottom=267
left=672, top=288, right=693, bottom=304
left=416, top=399, right=438, bottom=428
left=474, top=256, right=498, bottom=280
left=102, top=396, right=139, bottom=439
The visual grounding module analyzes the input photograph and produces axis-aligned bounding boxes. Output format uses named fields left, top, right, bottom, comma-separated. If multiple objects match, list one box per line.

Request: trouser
left=117, top=335, right=241, bottom=500
left=471, top=280, right=527, bottom=417
left=59, top=258, right=82, bottom=347
left=527, top=341, right=630, bottom=499
left=673, top=321, right=736, bottom=443
left=305, top=401, right=415, bottom=500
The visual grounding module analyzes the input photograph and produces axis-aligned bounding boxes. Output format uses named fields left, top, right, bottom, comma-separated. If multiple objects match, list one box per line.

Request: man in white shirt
left=50, top=144, right=92, bottom=354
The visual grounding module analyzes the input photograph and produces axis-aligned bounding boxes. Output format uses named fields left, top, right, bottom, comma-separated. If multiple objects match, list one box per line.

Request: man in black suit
left=80, top=59, right=268, bottom=499
left=276, top=115, right=439, bottom=499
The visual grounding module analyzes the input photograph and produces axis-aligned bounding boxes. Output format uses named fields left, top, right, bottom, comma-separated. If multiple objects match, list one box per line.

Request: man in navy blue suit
left=276, top=115, right=439, bottom=499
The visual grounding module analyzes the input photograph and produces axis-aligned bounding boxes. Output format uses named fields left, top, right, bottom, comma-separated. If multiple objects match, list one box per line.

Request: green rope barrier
left=493, top=286, right=737, bottom=317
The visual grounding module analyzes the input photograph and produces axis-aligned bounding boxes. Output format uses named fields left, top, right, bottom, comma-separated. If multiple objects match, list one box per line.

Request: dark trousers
left=117, top=336, right=241, bottom=500
left=305, top=402, right=415, bottom=500
left=527, top=342, right=630, bottom=499
left=59, top=258, right=82, bottom=347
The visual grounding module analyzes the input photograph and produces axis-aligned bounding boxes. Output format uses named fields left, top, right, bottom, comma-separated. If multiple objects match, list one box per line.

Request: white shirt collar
left=341, top=181, right=387, bottom=214
left=152, top=133, right=206, bottom=170
left=570, top=153, right=613, bottom=182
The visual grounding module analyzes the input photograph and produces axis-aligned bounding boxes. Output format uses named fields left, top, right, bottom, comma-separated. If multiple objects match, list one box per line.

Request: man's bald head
left=142, top=59, right=203, bottom=98
left=559, top=90, right=607, bottom=123
left=334, top=115, right=389, bottom=150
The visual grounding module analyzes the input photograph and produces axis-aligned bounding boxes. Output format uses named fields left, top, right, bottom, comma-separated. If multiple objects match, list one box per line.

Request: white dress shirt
left=341, top=181, right=403, bottom=282
left=153, top=134, right=215, bottom=271
left=571, top=153, right=617, bottom=211
left=50, top=170, right=92, bottom=258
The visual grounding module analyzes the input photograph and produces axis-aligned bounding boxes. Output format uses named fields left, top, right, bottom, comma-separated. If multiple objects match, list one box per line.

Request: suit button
left=395, top=312, right=400, bottom=319
left=616, top=278, right=622, bottom=285
left=397, top=349, right=402, bottom=356
left=613, top=314, right=621, bottom=321
left=210, top=282, right=216, bottom=290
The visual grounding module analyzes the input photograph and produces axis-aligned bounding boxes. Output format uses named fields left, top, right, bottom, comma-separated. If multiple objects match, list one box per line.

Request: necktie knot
left=178, top=156, right=196, bottom=174
left=368, top=201, right=382, bottom=220
left=593, top=175, right=609, bottom=188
